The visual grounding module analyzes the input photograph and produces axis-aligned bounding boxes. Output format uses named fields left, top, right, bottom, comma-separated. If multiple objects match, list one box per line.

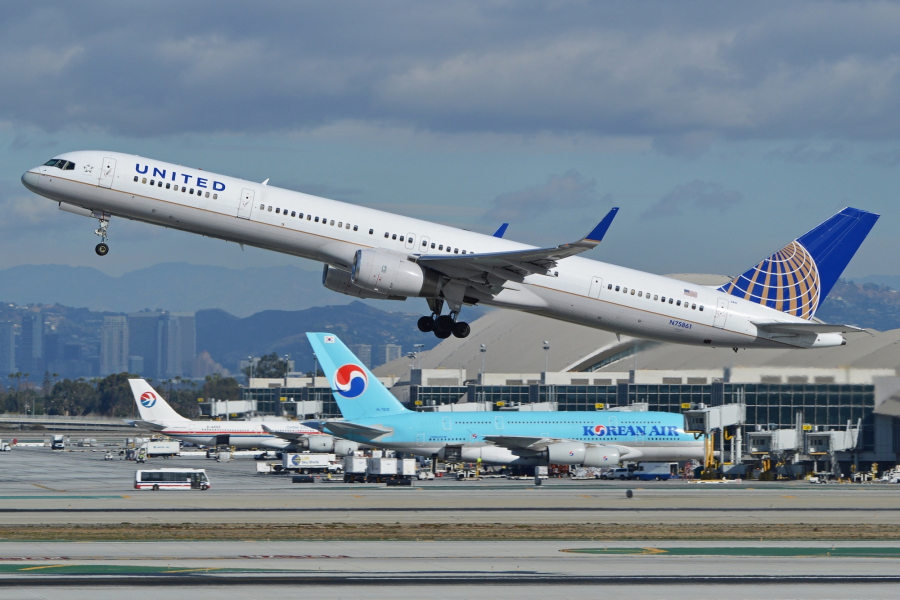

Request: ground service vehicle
left=134, top=468, right=210, bottom=490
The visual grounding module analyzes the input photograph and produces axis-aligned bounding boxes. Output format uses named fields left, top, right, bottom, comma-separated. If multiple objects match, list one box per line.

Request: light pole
left=414, top=344, right=424, bottom=369
left=312, top=353, right=318, bottom=388
left=543, top=341, right=550, bottom=374
left=480, top=344, right=486, bottom=383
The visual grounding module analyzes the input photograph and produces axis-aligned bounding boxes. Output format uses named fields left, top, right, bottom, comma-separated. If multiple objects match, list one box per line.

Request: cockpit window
left=43, top=159, right=74, bottom=170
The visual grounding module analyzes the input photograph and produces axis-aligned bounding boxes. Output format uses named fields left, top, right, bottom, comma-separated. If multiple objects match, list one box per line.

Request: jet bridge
left=683, top=403, right=746, bottom=472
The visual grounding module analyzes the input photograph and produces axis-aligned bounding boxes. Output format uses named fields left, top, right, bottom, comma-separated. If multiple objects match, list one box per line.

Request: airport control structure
left=233, top=298, right=900, bottom=480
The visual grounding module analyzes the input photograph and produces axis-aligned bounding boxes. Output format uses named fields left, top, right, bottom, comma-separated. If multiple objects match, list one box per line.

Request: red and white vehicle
left=134, top=468, right=210, bottom=491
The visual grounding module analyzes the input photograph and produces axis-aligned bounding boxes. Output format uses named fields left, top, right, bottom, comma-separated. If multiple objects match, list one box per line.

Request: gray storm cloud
left=2, top=2, right=900, bottom=150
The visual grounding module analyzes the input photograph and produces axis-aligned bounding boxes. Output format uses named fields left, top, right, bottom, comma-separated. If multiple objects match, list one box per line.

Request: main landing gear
left=94, top=214, right=110, bottom=256
left=417, top=300, right=470, bottom=339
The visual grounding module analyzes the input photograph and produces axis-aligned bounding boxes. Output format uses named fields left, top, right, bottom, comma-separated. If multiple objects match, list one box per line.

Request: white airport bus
left=134, top=468, right=210, bottom=491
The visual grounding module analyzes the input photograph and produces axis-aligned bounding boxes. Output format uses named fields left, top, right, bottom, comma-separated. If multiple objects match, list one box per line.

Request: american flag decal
left=684, top=289, right=698, bottom=298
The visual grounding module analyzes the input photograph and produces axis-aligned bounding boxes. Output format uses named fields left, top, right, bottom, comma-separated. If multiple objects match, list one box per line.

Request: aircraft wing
left=417, top=208, right=618, bottom=282
left=321, top=421, right=393, bottom=440
left=482, top=435, right=558, bottom=450
left=260, top=424, right=314, bottom=442
left=134, top=420, right=167, bottom=431
left=752, top=321, right=869, bottom=335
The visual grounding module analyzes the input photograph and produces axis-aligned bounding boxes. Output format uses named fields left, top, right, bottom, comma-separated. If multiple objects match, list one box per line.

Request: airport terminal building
left=239, top=307, right=900, bottom=471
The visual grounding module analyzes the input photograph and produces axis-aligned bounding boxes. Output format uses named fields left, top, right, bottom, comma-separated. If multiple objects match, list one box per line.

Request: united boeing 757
left=305, top=332, right=704, bottom=466
left=128, top=379, right=358, bottom=455
left=23, top=152, right=877, bottom=348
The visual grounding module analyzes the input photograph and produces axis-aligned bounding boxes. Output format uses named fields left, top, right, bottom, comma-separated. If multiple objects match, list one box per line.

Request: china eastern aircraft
left=128, top=379, right=359, bottom=455
left=22, top=152, right=878, bottom=348
left=305, top=332, right=704, bottom=466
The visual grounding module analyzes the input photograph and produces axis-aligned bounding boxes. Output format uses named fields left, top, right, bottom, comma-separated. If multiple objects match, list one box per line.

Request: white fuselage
left=23, top=151, right=844, bottom=349
left=150, top=420, right=322, bottom=450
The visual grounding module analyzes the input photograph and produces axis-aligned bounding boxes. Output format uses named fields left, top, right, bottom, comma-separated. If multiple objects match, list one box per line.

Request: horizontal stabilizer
left=752, top=321, right=868, bottom=335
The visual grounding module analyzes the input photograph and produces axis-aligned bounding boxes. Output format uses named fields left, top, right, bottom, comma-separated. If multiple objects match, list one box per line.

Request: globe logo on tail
left=140, top=391, right=157, bottom=408
left=333, top=364, right=368, bottom=398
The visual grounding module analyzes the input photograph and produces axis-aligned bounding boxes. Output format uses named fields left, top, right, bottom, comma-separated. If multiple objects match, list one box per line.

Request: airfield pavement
left=2, top=445, right=900, bottom=598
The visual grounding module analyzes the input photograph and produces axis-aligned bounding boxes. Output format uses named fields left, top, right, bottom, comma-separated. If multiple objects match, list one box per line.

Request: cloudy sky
left=2, top=1, right=899, bottom=282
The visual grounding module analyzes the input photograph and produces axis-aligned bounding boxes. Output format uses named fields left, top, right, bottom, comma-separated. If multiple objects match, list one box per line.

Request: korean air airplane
left=23, top=152, right=878, bottom=349
left=128, top=379, right=358, bottom=455
left=305, top=333, right=704, bottom=467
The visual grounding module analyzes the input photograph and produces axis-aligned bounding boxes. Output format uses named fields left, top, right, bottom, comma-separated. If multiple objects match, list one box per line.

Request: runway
left=3, top=540, right=900, bottom=599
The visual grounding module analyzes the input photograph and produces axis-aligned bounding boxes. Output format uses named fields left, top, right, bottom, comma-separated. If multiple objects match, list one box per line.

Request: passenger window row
left=607, top=283, right=704, bottom=311
left=258, top=205, right=359, bottom=231
left=44, top=159, right=75, bottom=170
left=134, top=176, right=218, bottom=199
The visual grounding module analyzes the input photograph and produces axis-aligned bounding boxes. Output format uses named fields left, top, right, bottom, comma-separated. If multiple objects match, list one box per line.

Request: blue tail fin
left=306, top=332, right=409, bottom=420
left=718, top=207, right=879, bottom=319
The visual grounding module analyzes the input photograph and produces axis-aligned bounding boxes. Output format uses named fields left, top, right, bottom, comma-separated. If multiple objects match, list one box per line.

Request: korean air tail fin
left=127, top=379, right=190, bottom=425
left=718, top=207, right=879, bottom=319
left=306, top=333, right=410, bottom=421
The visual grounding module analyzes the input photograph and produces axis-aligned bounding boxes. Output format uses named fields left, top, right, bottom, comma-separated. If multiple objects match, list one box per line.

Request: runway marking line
left=30, top=484, right=66, bottom=492
left=562, top=547, right=900, bottom=558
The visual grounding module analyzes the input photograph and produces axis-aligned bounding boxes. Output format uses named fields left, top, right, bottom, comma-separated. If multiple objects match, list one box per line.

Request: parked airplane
left=23, top=152, right=878, bottom=349
left=304, top=333, right=705, bottom=467
left=128, top=379, right=358, bottom=454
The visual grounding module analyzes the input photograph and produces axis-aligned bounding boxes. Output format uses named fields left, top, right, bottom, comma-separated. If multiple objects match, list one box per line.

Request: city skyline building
left=100, top=316, right=129, bottom=376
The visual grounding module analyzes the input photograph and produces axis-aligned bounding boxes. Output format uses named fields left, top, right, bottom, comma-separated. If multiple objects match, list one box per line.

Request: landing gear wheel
left=417, top=316, right=435, bottom=332
left=434, top=315, right=455, bottom=336
left=452, top=321, right=470, bottom=338
left=95, top=243, right=109, bottom=256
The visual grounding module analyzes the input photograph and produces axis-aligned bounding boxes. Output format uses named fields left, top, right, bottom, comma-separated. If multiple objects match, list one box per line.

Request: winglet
left=583, top=207, right=619, bottom=244
left=492, top=223, right=509, bottom=238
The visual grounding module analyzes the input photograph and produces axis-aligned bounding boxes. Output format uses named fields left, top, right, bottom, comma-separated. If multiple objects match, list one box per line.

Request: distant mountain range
left=0, top=263, right=347, bottom=317
left=816, top=279, right=900, bottom=331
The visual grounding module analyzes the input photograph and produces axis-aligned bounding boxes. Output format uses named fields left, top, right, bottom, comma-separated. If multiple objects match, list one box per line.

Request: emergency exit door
left=237, top=188, right=255, bottom=219
left=588, top=276, right=603, bottom=299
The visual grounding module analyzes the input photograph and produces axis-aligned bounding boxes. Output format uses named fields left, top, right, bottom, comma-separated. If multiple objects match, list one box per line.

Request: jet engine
left=544, top=442, right=621, bottom=467
left=305, top=435, right=359, bottom=456
left=351, top=249, right=441, bottom=297
left=322, top=265, right=405, bottom=300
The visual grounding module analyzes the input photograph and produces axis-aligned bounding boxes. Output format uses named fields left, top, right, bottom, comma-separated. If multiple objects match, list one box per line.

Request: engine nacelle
left=583, top=445, right=621, bottom=467
left=352, top=249, right=440, bottom=297
left=334, top=440, right=359, bottom=457
left=545, top=442, right=587, bottom=465
left=544, top=442, right=621, bottom=467
left=322, top=265, right=405, bottom=300
left=307, top=436, right=335, bottom=453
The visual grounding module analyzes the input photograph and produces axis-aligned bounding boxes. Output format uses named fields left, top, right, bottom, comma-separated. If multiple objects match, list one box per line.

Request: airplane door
left=405, top=233, right=415, bottom=250
left=99, top=157, right=116, bottom=188
left=713, top=298, right=729, bottom=328
left=442, top=417, right=452, bottom=431
left=237, top=188, right=255, bottom=219
left=416, top=433, right=424, bottom=447
left=494, top=417, right=504, bottom=430
left=588, top=276, right=603, bottom=299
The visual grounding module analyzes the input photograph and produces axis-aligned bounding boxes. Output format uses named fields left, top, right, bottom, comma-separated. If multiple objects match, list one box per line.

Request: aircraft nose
left=21, top=170, right=40, bottom=192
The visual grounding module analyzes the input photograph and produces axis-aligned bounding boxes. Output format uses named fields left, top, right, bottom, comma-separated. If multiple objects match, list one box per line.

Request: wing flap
left=752, top=321, right=868, bottom=335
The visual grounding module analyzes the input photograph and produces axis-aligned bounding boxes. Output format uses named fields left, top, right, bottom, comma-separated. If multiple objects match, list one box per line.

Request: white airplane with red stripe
left=128, top=379, right=358, bottom=454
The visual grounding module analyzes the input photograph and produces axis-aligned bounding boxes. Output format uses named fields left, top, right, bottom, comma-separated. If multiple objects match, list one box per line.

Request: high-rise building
left=0, top=322, right=15, bottom=377
left=378, top=344, right=402, bottom=367
left=100, top=316, right=129, bottom=376
left=127, top=311, right=197, bottom=379
left=18, top=310, right=44, bottom=375
left=165, top=312, right=196, bottom=378
left=127, top=312, right=164, bottom=379
left=348, top=344, right=372, bottom=368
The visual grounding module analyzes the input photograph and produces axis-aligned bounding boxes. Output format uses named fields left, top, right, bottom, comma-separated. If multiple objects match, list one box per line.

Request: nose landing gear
left=94, top=214, right=111, bottom=256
